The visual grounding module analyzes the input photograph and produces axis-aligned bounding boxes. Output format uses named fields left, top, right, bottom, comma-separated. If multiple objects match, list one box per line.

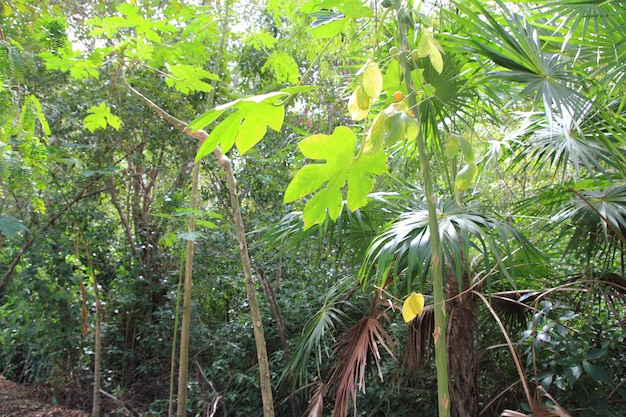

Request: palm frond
left=284, top=280, right=353, bottom=388
left=305, top=379, right=327, bottom=417
left=533, top=0, right=626, bottom=89
left=451, top=0, right=587, bottom=118
left=253, top=202, right=380, bottom=265
left=522, top=183, right=626, bottom=264
left=359, top=198, right=540, bottom=293
left=327, top=297, right=395, bottom=417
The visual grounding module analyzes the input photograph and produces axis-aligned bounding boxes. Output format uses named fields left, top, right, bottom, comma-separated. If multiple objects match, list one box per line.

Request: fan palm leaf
left=359, top=198, right=539, bottom=294
left=519, top=183, right=626, bottom=268
left=532, top=0, right=626, bottom=90
left=515, top=103, right=626, bottom=180
left=283, top=279, right=353, bottom=389
left=451, top=0, right=586, bottom=118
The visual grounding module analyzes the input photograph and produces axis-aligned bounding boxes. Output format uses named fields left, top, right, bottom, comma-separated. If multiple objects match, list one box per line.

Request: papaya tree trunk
left=394, top=1, right=451, bottom=415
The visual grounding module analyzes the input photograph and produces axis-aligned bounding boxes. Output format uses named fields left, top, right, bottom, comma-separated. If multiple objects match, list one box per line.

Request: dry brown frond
left=501, top=411, right=529, bottom=417
left=403, top=304, right=434, bottom=372
left=328, top=301, right=395, bottom=417
left=305, top=379, right=327, bottom=417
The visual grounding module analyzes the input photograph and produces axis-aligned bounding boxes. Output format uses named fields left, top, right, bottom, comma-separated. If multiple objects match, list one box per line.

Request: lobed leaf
left=284, top=126, right=388, bottom=229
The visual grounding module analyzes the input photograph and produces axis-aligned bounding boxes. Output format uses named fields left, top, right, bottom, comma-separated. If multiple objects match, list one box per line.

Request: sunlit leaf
left=195, top=98, right=284, bottom=160
left=284, top=126, right=388, bottom=228
left=417, top=29, right=444, bottom=74
left=362, top=102, right=418, bottom=154
left=361, top=62, right=383, bottom=99
left=402, top=292, right=425, bottom=322
left=348, top=86, right=372, bottom=121
left=84, top=102, right=122, bottom=132
left=165, top=64, right=218, bottom=94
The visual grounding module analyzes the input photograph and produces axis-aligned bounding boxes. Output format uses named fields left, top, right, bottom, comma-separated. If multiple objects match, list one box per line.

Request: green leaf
left=582, top=360, right=610, bottom=383
left=261, top=51, right=300, bottom=84
left=39, top=48, right=100, bottom=79
left=362, top=102, right=418, bottom=154
left=304, top=0, right=372, bottom=37
left=195, top=95, right=285, bottom=160
left=284, top=126, right=388, bottom=228
left=165, top=64, right=218, bottom=94
left=303, top=0, right=372, bottom=19
left=87, top=15, right=129, bottom=38
left=310, top=12, right=346, bottom=38
left=0, top=215, right=29, bottom=237
left=84, top=102, right=122, bottom=132
left=454, top=162, right=478, bottom=193
left=246, top=30, right=279, bottom=51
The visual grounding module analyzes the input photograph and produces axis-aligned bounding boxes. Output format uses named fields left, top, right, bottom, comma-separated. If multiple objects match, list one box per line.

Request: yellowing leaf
left=417, top=29, right=444, bottom=74
left=361, top=62, right=383, bottom=99
left=402, top=292, right=425, bottom=323
left=348, top=86, right=372, bottom=121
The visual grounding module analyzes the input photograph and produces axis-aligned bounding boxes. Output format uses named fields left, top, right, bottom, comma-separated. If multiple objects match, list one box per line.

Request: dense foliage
left=1, top=1, right=625, bottom=416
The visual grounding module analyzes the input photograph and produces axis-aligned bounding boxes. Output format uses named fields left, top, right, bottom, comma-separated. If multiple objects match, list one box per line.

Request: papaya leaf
left=84, top=102, right=122, bottom=132
left=194, top=95, right=285, bottom=160
left=191, top=88, right=318, bottom=160
left=284, top=126, right=388, bottom=228
left=362, top=102, right=418, bottom=154
left=261, top=51, right=300, bottom=84
left=165, top=64, right=218, bottom=94
left=309, top=10, right=346, bottom=38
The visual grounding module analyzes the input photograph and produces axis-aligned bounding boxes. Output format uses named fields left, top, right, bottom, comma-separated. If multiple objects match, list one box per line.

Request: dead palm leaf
left=403, top=304, right=435, bottom=372
left=327, top=297, right=395, bottom=417
left=305, top=379, right=328, bottom=417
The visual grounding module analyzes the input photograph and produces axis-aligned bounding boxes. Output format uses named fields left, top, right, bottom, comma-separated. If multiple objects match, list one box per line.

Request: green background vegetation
left=1, top=0, right=625, bottom=416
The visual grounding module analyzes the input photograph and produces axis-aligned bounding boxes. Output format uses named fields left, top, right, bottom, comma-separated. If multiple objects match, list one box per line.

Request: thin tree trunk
left=123, top=78, right=275, bottom=417
left=216, top=150, right=275, bottom=417
left=176, top=160, right=201, bottom=417
left=92, top=277, right=103, bottom=417
left=176, top=3, right=230, bottom=414
left=394, top=1, right=451, bottom=415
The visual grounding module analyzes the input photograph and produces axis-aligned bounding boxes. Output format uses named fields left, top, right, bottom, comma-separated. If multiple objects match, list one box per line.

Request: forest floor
left=0, top=376, right=89, bottom=417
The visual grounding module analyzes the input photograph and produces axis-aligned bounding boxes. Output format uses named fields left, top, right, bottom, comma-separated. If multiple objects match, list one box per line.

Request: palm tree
left=265, top=0, right=626, bottom=416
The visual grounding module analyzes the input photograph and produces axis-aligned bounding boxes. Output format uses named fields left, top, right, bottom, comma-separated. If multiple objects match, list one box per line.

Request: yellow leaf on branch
left=402, top=292, right=425, bottom=323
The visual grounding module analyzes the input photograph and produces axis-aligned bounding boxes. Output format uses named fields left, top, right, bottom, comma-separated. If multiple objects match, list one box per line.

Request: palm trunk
left=445, top=270, right=478, bottom=417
